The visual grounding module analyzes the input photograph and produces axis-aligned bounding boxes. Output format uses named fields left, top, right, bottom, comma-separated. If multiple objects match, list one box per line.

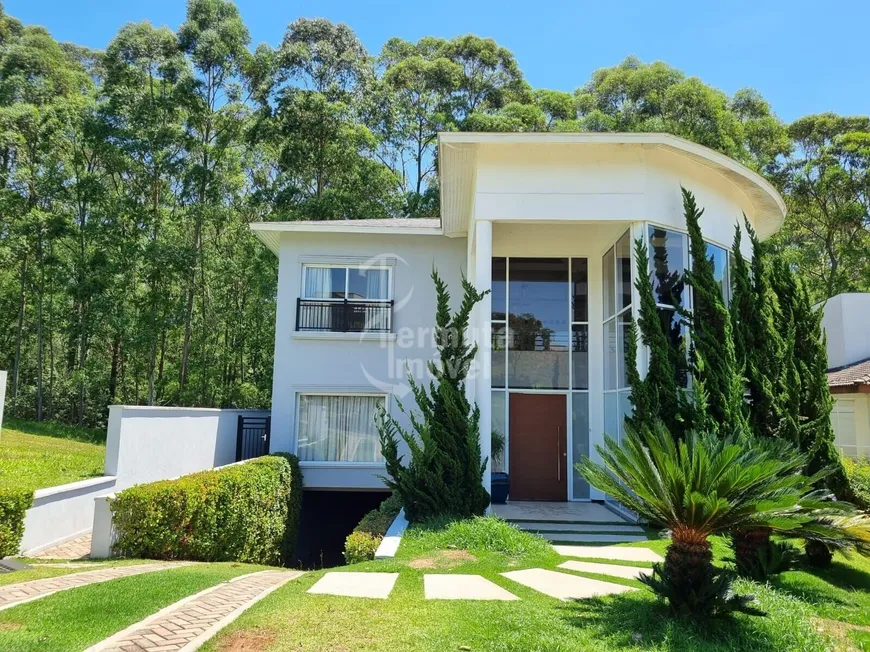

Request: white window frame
left=294, top=390, right=389, bottom=466
left=301, top=264, right=393, bottom=303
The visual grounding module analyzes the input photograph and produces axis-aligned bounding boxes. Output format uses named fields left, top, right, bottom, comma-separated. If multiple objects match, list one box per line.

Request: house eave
left=249, top=221, right=445, bottom=255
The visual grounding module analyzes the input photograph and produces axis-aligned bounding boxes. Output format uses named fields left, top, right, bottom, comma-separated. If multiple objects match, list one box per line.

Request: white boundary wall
left=21, top=405, right=268, bottom=555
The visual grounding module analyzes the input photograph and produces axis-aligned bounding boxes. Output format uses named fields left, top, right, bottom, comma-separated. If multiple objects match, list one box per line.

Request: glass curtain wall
left=490, top=257, right=590, bottom=498
left=602, top=231, right=633, bottom=448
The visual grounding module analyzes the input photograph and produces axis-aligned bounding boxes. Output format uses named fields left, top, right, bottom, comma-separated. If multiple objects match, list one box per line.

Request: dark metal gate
left=236, top=415, right=271, bottom=461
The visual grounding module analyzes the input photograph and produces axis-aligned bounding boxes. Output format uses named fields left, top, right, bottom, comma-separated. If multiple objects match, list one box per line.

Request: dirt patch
left=216, top=628, right=278, bottom=652
left=407, top=549, right=476, bottom=569
left=811, top=617, right=870, bottom=651
left=0, top=623, right=23, bottom=631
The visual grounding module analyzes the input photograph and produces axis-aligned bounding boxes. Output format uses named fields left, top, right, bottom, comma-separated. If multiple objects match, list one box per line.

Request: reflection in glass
left=572, top=325, right=589, bottom=390
left=572, top=393, right=590, bottom=499
left=617, top=310, right=633, bottom=390
left=648, top=227, right=686, bottom=307
left=348, top=268, right=389, bottom=300
left=491, top=324, right=506, bottom=388
left=657, top=308, right=689, bottom=388
left=491, top=391, right=506, bottom=472
left=492, top=258, right=507, bottom=320
left=572, top=258, right=588, bottom=322
left=616, top=231, right=632, bottom=311
left=604, top=392, right=618, bottom=442
left=508, top=259, right=569, bottom=389
left=618, top=390, right=632, bottom=445
left=603, top=246, right=615, bottom=318
left=705, top=243, right=728, bottom=303
left=604, top=318, right=617, bottom=391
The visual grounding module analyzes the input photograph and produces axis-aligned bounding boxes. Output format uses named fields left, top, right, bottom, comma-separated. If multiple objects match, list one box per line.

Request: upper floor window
left=297, top=265, right=392, bottom=333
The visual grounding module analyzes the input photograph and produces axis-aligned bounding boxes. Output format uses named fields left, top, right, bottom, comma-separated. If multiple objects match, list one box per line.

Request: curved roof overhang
left=437, top=132, right=786, bottom=240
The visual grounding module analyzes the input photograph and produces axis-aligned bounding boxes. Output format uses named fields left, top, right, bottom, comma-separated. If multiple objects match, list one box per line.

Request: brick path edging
left=87, top=569, right=303, bottom=652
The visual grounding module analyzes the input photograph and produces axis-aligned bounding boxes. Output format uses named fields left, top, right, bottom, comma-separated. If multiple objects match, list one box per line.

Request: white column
left=474, top=220, right=493, bottom=497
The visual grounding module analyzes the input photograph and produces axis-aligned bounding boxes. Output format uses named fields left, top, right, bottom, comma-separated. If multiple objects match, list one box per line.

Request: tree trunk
left=36, top=230, right=44, bottom=421
left=109, top=333, right=122, bottom=404
left=805, top=540, right=833, bottom=568
left=732, top=527, right=771, bottom=579
left=11, top=256, right=27, bottom=416
left=664, top=528, right=714, bottom=616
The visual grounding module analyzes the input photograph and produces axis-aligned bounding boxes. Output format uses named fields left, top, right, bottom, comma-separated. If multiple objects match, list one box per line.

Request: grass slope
left=0, top=562, right=264, bottom=652
left=201, top=517, right=845, bottom=652
left=0, top=419, right=105, bottom=492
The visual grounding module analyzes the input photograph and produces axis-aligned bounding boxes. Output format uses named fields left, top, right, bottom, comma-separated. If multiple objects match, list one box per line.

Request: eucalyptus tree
left=177, top=0, right=251, bottom=402
left=101, top=21, right=190, bottom=405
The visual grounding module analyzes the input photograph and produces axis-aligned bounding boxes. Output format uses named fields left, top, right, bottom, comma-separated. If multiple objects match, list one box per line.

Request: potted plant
left=490, top=428, right=509, bottom=504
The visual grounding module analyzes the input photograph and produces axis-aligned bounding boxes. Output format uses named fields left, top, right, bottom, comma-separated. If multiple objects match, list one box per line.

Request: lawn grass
left=201, top=518, right=844, bottom=652
left=0, top=419, right=106, bottom=492
left=0, top=562, right=265, bottom=652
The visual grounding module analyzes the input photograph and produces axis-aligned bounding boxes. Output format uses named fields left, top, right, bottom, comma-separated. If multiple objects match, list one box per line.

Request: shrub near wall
left=343, top=494, right=401, bottom=564
left=0, top=489, right=34, bottom=556
left=111, top=454, right=302, bottom=566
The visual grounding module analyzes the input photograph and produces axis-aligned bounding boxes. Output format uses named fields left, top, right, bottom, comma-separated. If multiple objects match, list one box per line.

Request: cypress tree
left=627, top=238, right=689, bottom=439
left=377, top=268, right=490, bottom=523
left=681, top=187, right=747, bottom=437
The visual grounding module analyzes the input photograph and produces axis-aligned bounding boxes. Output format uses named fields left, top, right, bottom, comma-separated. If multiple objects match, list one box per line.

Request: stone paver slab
left=558, top=560, right=652, bottom=581
left=542, top=533, right=648, bottom=543
left=501, top=568, right=635, bottom=601
left=307, top=572, right=398, bottom=599
left=88, top=569, right=302, bottom=652
left=553, top=545, right=664, bottom=563
left=513, top=522, right=645, bottom=533
left=424, top=574, right=518, bottom=601
left=0, top=562, right=193, bottom=612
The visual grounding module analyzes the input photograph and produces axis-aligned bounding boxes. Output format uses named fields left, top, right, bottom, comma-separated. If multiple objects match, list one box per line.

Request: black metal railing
left=295, top=298, right=393, bottom=333
left=236, top=415, right=271, bottom=461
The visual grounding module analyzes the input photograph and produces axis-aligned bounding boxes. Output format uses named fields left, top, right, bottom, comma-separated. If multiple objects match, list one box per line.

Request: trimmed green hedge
left=111, top=453, right=302, bottom=565
left=844, top=457, right=870, bottom=510
left=0, top=488, right=34, bottom=557
left=343, top=493, right=401, bottom=564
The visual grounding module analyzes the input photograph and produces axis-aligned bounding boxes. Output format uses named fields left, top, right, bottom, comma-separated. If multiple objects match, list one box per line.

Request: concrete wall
left=22, top=476, right=117, bottom=555
left=822, top=293, right=870, bottom=369
left=105, top=406, right=270, bottom=492
left=474, top=144, right=757, bottom=256
left=271, top=232, right=466, bottom=489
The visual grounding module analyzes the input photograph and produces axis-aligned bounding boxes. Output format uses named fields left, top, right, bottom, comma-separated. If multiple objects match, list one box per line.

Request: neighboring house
left=250, top=132, right=786, bottom=502
left=823, top=293, right=870, bottom=459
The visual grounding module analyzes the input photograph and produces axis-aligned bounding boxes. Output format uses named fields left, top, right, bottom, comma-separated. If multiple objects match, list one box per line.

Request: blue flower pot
left=491, top=472, right=509, bottom=504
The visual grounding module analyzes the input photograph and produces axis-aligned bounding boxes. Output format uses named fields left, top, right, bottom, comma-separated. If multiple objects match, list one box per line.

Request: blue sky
left=7, top=0, right=867, bottom=122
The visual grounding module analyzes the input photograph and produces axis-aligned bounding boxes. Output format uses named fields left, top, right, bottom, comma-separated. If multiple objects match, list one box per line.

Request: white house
left=824, top=293, right=870, bottom=459
left=250, top=132, right=786, bottom=502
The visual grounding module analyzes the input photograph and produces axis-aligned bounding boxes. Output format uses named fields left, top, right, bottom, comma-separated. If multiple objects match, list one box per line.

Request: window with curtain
left=299, top=265, right=392, bottom=333
left=296, top=394, right=385, bottom=462
left=302, top=266, right=390, bottom=301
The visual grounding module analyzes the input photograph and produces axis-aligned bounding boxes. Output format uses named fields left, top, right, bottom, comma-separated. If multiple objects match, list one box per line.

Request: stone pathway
left=89, top=570, right=302, bottom=652
left=512, top=522, right=645, bottom=534
left=0, top=562, right=192, bottom=612
left=552, top=545, right=663, bottom=563
left=32, top=533, right=92, bottom=560
left=540, top=533, right=649, bottom=544
left=424, top=574, right=518, bottom=601
left=308, top=572, right=399, bottom=599
left=502, top=568, right=636, bottom=600
left=558, top=560, right=652, bottom=581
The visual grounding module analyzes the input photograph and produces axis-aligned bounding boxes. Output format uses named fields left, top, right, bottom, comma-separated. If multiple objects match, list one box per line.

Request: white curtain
left=365, top=269, right=389, bottom=300
left=304, top=267, right=334, bottom=299
left=297, top=395, right=384, bottom=462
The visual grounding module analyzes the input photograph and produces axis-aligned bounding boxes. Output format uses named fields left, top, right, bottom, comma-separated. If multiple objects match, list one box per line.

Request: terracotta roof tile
left=827, top=358, right=870, bottom=387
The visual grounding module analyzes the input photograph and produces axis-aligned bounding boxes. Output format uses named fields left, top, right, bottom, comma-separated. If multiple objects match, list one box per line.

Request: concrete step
left=511, top=521, right=645, bottom=534
left=540, top=533, right=648, bottom=544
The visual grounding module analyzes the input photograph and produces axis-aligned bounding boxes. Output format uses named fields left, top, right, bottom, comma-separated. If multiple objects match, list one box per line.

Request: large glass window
left=507, top=258, right=570, bottom=390
left=648, top=227, right=689, bottom=388
left=303, top=265, right=390, bottom=301
left=572, top=393, right=590, bottom=499
left=296, top=394, right=385, bottom=462
left=603, top=230, right=633, bottom=447
left=706, top=242, right=729, bottom=304
left=299, top=265, right=392, bottom=332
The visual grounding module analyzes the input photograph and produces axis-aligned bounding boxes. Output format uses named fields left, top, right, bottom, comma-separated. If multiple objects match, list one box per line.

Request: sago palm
left=576, top=420, right=813, bottom=618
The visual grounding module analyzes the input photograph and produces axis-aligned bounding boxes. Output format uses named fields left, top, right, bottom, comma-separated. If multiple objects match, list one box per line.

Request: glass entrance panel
left=507, top=258, right=570, bottom=390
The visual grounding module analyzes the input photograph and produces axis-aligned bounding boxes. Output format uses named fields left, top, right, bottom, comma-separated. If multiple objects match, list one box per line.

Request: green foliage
left=402, top=516, right=551, bottom=557
left=343, top=531, right=381, bottom=565
left=844, top=457, right=870, bottom=509
left=626, top=238, right=688, bottom=439
left=577, top=420, right=814, bottom=618
left=110, top=453, right=302, bottom=565
left=681, top=187, right=747, bottom=437
left=731, top=537, right=801, bottom=581
left=378, top=268, right=490, bottom=523
left=0, top=487, right=33, bottom=556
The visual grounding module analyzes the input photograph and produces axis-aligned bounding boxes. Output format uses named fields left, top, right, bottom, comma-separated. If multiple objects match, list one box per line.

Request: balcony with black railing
left=295, top=298, right=393, bottom=333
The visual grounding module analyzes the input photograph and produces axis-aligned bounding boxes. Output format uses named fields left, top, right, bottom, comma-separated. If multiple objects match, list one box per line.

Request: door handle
left=557, top=427, right=561, bottom=481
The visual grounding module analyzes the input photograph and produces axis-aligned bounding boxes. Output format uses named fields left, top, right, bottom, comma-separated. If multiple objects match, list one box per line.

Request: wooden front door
left=509, top=393, right=567, bottom=501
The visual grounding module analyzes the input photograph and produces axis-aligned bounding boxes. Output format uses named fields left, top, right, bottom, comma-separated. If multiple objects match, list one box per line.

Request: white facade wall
left=271, top=232, right=467, bottom=489
left=822, top=293, right=870, bottom=370
left=831, top=394, right=870, bottom=459
left=104, top=406, right=270, bottom=491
